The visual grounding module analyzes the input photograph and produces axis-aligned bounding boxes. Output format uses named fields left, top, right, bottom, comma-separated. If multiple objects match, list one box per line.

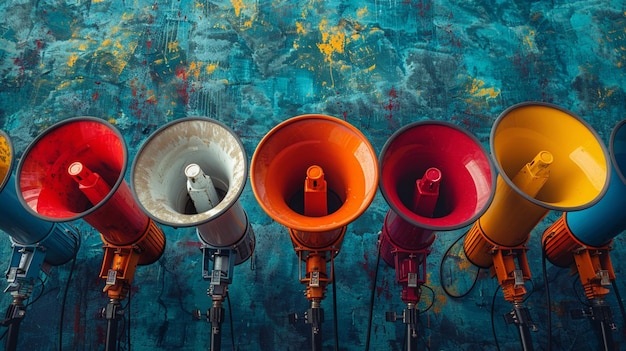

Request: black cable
left=364, top=236, right=382, bottom=351
left=541, top=245, right=552, bottom=351
left=491, top=285, right=501, bottom=351
left=127, top=287, right=131, bottom=351
left=331, top=254, right=339, bottom=351
left=24, top=276, right=46, bottom=308
left=227, top=294, right=235, bottom=351
left=419, top=285, right=435, bottom=313
left=59, top=227, right=81, bottom=351
left=439, top=232, right=479, bottom=298
left=610, top=279, right=626, bottom=331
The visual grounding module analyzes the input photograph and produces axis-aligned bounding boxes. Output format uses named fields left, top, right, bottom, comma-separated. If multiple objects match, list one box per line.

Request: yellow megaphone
left=464, top=102, right=609, bottom=268
left=461, top=102, right=610, bottom=351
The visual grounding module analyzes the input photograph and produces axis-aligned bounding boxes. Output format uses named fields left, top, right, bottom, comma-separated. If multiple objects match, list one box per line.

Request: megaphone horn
left=15, top=117, right=165, bottom=265
left=378, top=121, right=496, bottom=268
left=463, top=102, right=610, bottom=268
left=250, top=114, right=379, bottom=252
left=130, top=116, right=254, bottom=264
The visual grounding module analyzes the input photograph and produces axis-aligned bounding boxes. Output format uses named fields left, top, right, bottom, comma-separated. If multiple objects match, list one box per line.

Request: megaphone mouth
left=490, top=102, right=610, bottom=211
left=250, top=114, right=379, bottom=232
left=0, top=130, right=13, bottom=193
left=610, top=119, right=626, bottom=186
left=16, top=117, right=128, bottom=222
left=131, top=116, right=248, bottom=228
left=379, top=120, right=496, bottom=231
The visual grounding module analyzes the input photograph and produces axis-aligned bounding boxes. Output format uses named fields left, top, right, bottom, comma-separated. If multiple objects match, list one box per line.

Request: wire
left=24, top=276, right=46, bottom=308
left=491, top=284, right=501, bottom=351
left=127, top=287, right=131, bottom=351
left=364, top=236, right=382, bottom=351
left=419, top=285, right=435, bottom=313
left=610, top=279, right=626, bottom=332
left=59, top=226, right=81, bottom=351
left=541, top=245, right=552, bottom=351
left=227, top=294, right=235, bottom=351
left=331, top=254, right=339, bottom=351
left=439, top=232, right=479, bottom=298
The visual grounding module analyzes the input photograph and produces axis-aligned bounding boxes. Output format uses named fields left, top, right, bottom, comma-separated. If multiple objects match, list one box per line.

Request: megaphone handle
left=99, top=245, right=141, bottom=301
left=491, top=246, right=531, bottom=303
left=572, top=246, right=615, bottom=300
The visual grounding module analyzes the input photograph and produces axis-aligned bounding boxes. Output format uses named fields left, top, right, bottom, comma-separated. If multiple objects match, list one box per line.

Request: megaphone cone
left=131, top=116, right=254, bottom=264
left=463, top=102, right=610, bottom=268
left=15, top=117, right=165, bottom=265
left=543, top=119, right=626, bottom=267
left=250, top=114, right=378, bottom=250
left=0, top=130, right=78, bottom=266
left=378, top=121, right=496, bottom=268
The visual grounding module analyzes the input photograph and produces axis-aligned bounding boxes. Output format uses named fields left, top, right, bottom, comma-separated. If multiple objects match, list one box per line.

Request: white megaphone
left=130, top=116, right=254, bottom=351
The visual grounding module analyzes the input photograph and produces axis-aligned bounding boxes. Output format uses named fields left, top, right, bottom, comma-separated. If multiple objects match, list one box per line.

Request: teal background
left=2, top=0, right=626, bottom=350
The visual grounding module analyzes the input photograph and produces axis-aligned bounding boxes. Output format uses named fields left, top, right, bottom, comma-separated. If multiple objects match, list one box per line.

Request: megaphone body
left=463, top=102, right=610, bottom=269
left=0, top=130, right=79, bottom=267
left=131, top=116, right=255, bottom=266
left=378, top=121, right=496, bottom=271
left=543, top=119, right=626, bottom=267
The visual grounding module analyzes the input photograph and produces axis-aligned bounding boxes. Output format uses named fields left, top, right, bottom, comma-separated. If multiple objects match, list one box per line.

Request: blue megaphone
left=0, top=130, right=79, bottom=267
left=543, top=119, right=626, bottom=266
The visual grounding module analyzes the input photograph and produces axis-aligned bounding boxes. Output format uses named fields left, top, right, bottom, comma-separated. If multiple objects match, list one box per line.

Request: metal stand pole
left=102, top=299, right=123, bottom=351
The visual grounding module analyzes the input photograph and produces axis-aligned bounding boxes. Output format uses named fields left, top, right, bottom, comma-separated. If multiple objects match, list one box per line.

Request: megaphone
left=0, top=130, right=80, bottom=351
left=131, top=116, right=254, bottom=262
left=541, top=119, right=626, bottom=351
left=377, top=121, right=496, bottom=351
left=250, top=114, right=378, bottom=350
left=461, top=102, right=610, bottom=351
left=14, top=117, right=166, bottom=351
left=130, top=116, right=255, bottom=350
left=379, top=120, right=496, bottom=270
left=463, top=102, right=609, bottom=268
left=0, top=130, right=78, bottom=267
left=543, top=118, right=626, bottom=267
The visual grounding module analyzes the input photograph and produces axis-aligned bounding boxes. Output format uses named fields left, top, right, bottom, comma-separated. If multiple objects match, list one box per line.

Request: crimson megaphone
left=0, top=130, right=79, bottom=351
left=130, top=117, right=255, bottom=350
left=250, top=114, right=378, bottom=350
left=15, top=117, right=166, bottom=351
left=462, top=102, right=610, bottom=351
left=377, top=121, right=495, bottom=350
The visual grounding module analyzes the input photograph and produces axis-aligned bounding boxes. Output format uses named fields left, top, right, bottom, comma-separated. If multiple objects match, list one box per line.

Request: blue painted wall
left=1, top=0, right=626, bottom=350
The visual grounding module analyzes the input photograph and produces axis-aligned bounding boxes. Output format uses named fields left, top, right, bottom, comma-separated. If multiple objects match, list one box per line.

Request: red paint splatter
left=92, top=91, right=99, bottom=101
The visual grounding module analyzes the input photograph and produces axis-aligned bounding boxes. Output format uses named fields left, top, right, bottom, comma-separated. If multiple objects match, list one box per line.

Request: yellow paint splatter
left=206, top=63, right=219, bottom=75
left=296, top=22, right=306, bottom=35
left=67, top=53, right=78, bottom=67
left=167, top=41, right=180, bottom=52
left=231, top=0, right=244, bottom=17
left=468, top=77, right=500, bottom=99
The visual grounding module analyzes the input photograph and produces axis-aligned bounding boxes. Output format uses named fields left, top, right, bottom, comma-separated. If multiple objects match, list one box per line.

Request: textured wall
left=1, top=0, right=626, bottom=350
